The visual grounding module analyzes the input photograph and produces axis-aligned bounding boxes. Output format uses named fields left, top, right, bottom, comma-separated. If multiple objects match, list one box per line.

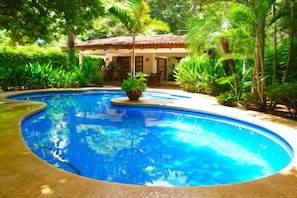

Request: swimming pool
left=12, top=90, right=293, bottom=187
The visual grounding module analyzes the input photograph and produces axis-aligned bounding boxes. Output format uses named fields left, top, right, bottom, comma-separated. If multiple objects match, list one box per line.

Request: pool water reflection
left=13, top=90, right=293, bottom=187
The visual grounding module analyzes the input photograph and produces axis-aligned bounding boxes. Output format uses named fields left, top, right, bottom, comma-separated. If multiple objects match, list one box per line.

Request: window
left=157, top=58, right=167, bottom=80
left=112, top=57, right=130, bottom=72
left=135, top=56, right=143, bottom=72
left=112, top=56, right=143, bottom=73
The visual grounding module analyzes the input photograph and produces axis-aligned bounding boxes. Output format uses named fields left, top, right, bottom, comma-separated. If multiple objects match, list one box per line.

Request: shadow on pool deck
left=1, top=87, right=297, bottom=198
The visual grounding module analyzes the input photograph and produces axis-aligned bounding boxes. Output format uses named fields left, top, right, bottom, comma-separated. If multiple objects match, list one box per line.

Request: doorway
left=157, top=58, right=167, bottom=80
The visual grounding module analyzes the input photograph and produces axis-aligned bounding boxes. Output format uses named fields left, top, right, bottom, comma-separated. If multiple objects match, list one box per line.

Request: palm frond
left=141, top=19, right=170, bottom=35
left=108, top=6, right=135, bottom=33
left=109, top=0, right=169, bottom=36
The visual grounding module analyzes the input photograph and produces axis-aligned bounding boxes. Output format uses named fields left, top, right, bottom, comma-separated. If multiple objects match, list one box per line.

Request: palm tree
left=186, top=2, right=238, bottom=77
left=186, top=2, right=245, bottom=99
left=282, top=0, right=295, bottom=82
left=248, top=0, right=277, bottom=110
left=109, top=0, right=170, bottom=78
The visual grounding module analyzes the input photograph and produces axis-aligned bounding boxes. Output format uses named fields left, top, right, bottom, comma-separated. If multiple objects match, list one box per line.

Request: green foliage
left=185, top=1, right=256, bottom=104
left=79, top=58, right=104, bottom=86
left=147, top=0, right=192, bottom=35
left=216, top=75, right=237, bottom=94
left=121, top=72, right=147, bottom=92
left=0, top=45, right=67, bottom=68
left=80, top=17, right=129, bottom=40
left=25, top=62, right=54, bottom=88
left=174, top=56, right=205, bottom=92
left=0, top=0, right=104, bottom=44
left=216, top=75, right=242, bottom=107
left=217, top=91, right=238, bottom=107
left=82, top=0, right=196, bottom=39
left=0, top=65, right=25, bottom=90
left=109, top=0, right=170, bottom=36
left=265, top=38, right=297, bottom=84
left=0, top=61, right=103, bottom=91
left=0, top=0, right=55, bottom=43
left=186, top=2, right=227, bottom=55
left=266, top=82, right=297, bottom=117
left=216, top=67, right=253, bottom=105
left=0, top=62, right=52, bottom=90
left=174, top=55, right=226, bottom=95
left=50, top=0, right=104, bottom=36
left=0, top=44, right=103, bottom=70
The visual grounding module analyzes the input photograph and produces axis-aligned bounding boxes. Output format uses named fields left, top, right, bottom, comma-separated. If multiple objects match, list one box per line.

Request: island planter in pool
left=121, top=72, right=147, bottom=100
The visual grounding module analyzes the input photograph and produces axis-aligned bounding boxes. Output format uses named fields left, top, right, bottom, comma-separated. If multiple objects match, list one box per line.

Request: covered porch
left=69, top=35, right=188, bottom=85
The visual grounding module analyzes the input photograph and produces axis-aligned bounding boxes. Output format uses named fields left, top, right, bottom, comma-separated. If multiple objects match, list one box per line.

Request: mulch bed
left=239, top=102, right=297, bottom=120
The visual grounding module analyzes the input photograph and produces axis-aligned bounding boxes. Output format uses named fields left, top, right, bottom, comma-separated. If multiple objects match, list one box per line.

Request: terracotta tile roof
left=71, top=34, right=185, bottom=50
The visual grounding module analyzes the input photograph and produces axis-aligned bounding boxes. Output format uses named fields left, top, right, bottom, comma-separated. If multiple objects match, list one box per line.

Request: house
left=64, top=34, right=188, bottom=82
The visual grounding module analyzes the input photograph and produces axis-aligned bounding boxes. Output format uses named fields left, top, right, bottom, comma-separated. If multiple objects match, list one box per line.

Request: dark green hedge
left=0, top=45, right=103, bottom=69
left=0, top=45, right=104, bottom=90
left=0, top=46, right=68, bottom=68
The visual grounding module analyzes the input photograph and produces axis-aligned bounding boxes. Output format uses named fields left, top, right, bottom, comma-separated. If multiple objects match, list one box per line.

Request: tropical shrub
left=25, top=62, right=54, bottom=89
left=174, top=55, right=226, bottom=95
left=0, top=65, right=26, bottom=90
left=216, top=74, right=247, bottom=105
left=0, top=61, right=103, bottom=91
left=79, top=59, right=104, bottom=86
left=121, top=72, right=147, bottom=92
left=266, top=83, right=297, bottom=117
left=265, top=39, right=297, bottom=84
left=0, top=45, right=68, bottom=68
left=217, top=91, right=238, bottom=107
left=0, top=45, right=103, bottom=70
left=0, top=44, right=104, bottom=90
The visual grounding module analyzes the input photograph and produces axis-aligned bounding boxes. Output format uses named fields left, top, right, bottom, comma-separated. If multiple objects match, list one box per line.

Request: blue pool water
left=12, top=90, right=293, bottom=187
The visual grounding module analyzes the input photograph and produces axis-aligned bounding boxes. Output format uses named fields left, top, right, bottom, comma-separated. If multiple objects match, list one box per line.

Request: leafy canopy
left=108, top=0, right=170, bottom=36
left=0, top=0, right=104, bottom=44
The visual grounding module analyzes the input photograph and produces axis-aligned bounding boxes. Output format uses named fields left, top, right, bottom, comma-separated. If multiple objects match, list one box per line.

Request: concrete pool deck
left=0, top=88, right=297, bottom=198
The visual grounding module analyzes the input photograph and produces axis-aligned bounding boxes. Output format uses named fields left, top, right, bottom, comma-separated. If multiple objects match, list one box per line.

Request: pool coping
left=1, top=87, right=297, bottom=198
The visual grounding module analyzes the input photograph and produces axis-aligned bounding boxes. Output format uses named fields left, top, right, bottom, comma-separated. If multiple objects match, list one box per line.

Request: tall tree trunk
left=67, top=32, right=75, bottom=70
left=220, top=37, right=238, bottom=96
left=254, top=20, right=266, bottom=111
left=250, top=0, right=269, bottom=112
left=249, top=0, right=279, bottom=111
left=283, top=0, right=294, bottom=82
left=220, top=37, right=236, bottom=75
left=222, top=61, right=230, bottom=76
left=131, top=35, right=136, bottom=78
left=272, top=3, right=278, bottom=83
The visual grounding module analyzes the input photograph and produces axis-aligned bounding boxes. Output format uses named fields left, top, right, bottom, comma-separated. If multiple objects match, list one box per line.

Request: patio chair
left=148, top=71, right=162, bottom=86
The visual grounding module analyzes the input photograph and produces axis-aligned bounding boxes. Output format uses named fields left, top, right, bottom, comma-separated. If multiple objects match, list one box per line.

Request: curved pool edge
left=1, top=88, right=297, bottom=198
left=111, top=97, right=295, bottom=159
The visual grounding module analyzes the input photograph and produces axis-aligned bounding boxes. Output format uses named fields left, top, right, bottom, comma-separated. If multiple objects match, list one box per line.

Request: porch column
left=152, top=53, right=157, bottom=73
left=79, top=52, right=83, bottom=66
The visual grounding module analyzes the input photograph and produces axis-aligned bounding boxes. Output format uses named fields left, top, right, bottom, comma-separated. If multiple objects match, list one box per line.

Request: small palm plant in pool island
left=121, top=72, right=147, bottom=100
